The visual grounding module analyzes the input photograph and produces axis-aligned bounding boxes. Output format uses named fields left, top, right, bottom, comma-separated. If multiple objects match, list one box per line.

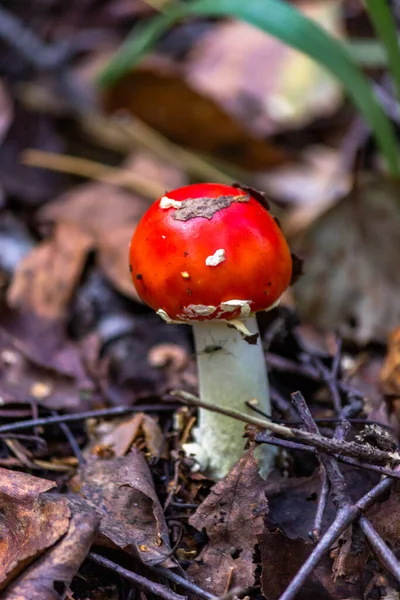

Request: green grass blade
left=364, top=0, right=400, bottom=105
left=98, top=0, right=399, bottom=175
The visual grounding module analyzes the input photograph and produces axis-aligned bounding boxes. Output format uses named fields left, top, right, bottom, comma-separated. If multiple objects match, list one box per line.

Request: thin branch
left=171, top=391, right=399, bottom=466
left=286, top=391, right=400, bottom=597
left=152, top=567, right=217, bottom=600
left=0, top=404, right=178, bottom=435
left=311, top=468, right=329, bottom=542
left=279, top=445, right=398, bottom=599
left=258, top=435, right=400, bottom=480
left=88, top=553, right=188, bottom=600
left=51, top=410, right=85, bottom=465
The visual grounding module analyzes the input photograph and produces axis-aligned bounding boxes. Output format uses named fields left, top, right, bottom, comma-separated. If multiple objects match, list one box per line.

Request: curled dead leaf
left=75, top=448, right=172, bottom=565
left=7, top=221, right=93, bottom=320
left=188, top=450, right=268, bottom=595
left=86, top=412, right=165, bottom=459
left=2, top=508, right=99, bottom=600
left=0, top=468, right=70, bottom=590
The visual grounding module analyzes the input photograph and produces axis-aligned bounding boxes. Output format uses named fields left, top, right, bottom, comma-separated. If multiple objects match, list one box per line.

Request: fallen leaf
left=75, top=448, right=172, bottom=565
left=291, top=177, right=400, bottom=343
left=185, top=0, right=343, bottom=135
left=0, top=468, right=70, bottom=590
left=1, top=507, right=99, bottom=600
left=39, top=183, right=144, bottom=300
left=104, top=2, right=342, bottom=170
left=257, top=145, right=350, bottom=217
left=259, top=528, right=354, bottom=600
left=188, top=450, right=268, bottom=595
left=38, top=182, right=145, bottom=302
left=380, top=328, right=400, bottom=397
left=105, top=62, right=286, bottom=171
left=96, top=224, right=138, bottom=298
left=37, top=151, right=187, bottom=301
left=7, top=221, right=93, bottom=320
left=87, top=412, right=165, bottom=459
left=0, top=311, right=94, bottom=411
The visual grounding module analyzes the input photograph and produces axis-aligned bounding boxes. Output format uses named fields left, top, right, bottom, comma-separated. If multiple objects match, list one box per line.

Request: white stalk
left=189, top=316, right=273, bottom=479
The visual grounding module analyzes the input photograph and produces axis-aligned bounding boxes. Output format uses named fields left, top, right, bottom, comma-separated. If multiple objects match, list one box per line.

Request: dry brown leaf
left=0, top=314, right=94, bottom=411
left=188, top=450, right=268, bottom=595
left=332, top=481, right=400, bottom=583
left=87, top=412, right=165, bottom=459
left=104, top=2, right=341, bottom=170
left=7, top=221, right=93, bottom=320
left=38, top=182, right=144, bottom=301
left=76, top=448, right=172, bottom=565
left=97, top=224, right=137, bottom=298
left=38, top=152, right=186, bottom=301
left=257, top=145, right=350, bottom=217
left=40, top=182, right=146, bottom=233
left=1, top=508, right=99, bottom=600
left=259, top=529, right=354, bottom=600
left=185, top=1, right=342, bottom=135
left=380, top=328, right=400, bottom=397
left=0, top=469, right=70, bottom=590
left=292, top=177, right=400, bottom=343
left=105, top=63, right=286, bottom=171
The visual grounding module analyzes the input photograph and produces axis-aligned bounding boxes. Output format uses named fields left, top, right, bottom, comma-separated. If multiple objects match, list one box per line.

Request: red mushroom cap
left=129, top=183, right=292, bottom=322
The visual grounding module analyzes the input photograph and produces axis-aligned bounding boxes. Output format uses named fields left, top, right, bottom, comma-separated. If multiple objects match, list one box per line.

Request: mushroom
left=129, top=183, right=292, bottom=479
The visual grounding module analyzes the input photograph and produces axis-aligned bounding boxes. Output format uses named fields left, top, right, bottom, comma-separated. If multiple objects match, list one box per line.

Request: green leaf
left=364, top=0, right=400, bottom=105
left=98, top=0, right=399, bottom=175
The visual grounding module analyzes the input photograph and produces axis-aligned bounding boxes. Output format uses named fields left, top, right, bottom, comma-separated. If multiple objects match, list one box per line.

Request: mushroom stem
left=191, top=316, right=273, bottom=479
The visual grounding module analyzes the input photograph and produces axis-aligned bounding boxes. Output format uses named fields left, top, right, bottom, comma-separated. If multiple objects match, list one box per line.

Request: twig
left=164, top=458, right=182, bottom=512
left=152, top=567, right=217, bottom=600
left=22, top=149, right=166, bottom=199
left=258, top=435, right=400, bottom=480
left=266, top=353, right=363, bottom=399
left=88, top=553, right=188, bottom=600
left=309, top=341, right=343, bottom=413
left=0, top=404, right=179, bottom=435
left=284, top=392, right=400, bottom=598
left=279, top=451, right=397, bottom=598
left=278, top=507, right=355, bottom=600
left=0, top=5, right=68, bottom=70
left=51, top=410, right=85, bottom=465
left=171, top=391, right=399, bottom=466
left=311, top=468, right=329, bottom=542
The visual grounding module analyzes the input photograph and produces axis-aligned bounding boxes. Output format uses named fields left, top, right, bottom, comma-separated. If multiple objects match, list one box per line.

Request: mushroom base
left=190, top=316, right=273, bottom=479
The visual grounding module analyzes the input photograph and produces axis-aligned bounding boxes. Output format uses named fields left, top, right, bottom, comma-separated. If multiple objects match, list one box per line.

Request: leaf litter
left=1, top=1, right=400, bottom=598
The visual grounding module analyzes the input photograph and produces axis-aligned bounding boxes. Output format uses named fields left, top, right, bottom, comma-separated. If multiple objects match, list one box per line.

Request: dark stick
left=310, top=354, right=342, bottom=414
left=280, top=466, right=397, bottom=600
left=51, top=410, right=85, bottom=465
left=311, top=468, right=329, bottom=542
left=358, top=517, right=400, bottom=581
left=0, top=404, right=178, bottom=435
left=173, top=390, right=398, bottom=466
left=279, top=507, right=354, bottom=600
left=257, top=434, right=400, bottom=480
left=288, top=392, right=400, bottom=594
left=152, top=567, right=217, bottom=600
left=266, top=353, right=363, bottom=398
left=88, top=553, right=188, bottom=600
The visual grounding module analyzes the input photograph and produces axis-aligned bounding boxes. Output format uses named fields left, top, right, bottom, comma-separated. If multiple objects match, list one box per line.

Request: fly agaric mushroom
left=129, top=183, right=292, bottom=479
